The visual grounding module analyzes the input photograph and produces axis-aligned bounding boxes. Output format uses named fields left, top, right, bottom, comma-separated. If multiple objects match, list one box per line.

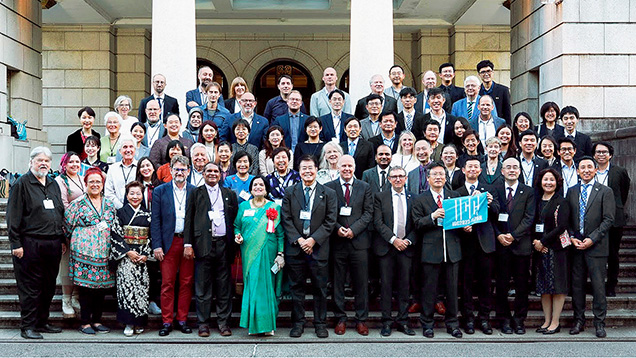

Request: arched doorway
left=252, top=60, right=316, bottom=115
left=339, top=69, right=350, bottom=94
left=196, top=58, right=229, bottom=99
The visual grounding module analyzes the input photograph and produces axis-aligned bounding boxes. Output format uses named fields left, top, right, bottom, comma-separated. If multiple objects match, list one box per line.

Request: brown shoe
left=219, top=326, right=232, bottom=336
left=408, top=303, right=422, bottom=313
left=435, top=301, right=446, bottom=315
left=356, top=322, right=369, bottom=336
left=334, top=320, right=346, bottom=335
left=198, top=324, right=210, bottom=337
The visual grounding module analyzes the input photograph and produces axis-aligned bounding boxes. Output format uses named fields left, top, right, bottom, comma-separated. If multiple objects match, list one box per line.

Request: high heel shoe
left=536, top=326, right=548, bottom=333
left=543, top=325, right=561, bottom=335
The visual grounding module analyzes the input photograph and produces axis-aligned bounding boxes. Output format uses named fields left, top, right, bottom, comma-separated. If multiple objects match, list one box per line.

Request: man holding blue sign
left=412, top=162, right=463, bottom=338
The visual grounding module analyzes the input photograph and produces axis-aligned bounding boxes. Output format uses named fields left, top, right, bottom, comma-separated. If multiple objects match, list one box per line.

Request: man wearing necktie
left=339, top=117, right=375, bottom=179
left=565, top=156, right=615, bottom=338
left=138, top=74, right=180, bottom=124
left=560, top=106, right=593, bottom=162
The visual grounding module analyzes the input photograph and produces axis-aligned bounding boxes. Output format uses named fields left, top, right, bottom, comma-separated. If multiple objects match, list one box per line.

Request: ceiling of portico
left=42, top=0, right=510, bottom=32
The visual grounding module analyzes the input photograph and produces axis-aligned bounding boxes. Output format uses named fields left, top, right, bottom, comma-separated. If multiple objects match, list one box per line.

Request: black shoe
left=513, top=320, right=526, bottom=335
left=480, top=320, right=493, bottom=335
left=536, top=326, right=548, bottom=333
left=315, top=326, right=329, bottom=338
left=21, top=329, right=43, bottom=339
left=380, top=323, right=392, bottom=337
left=447, top=327, right=463, bottom=338
left=158, top=324, right=172, bottom=336
left=174, top=322, right=192, bottom=334
left=500, top=319, right=513, bottom=334
left=569, top=322, right=584, bottom=335
left=289, top=325, right=304, bottom=338
left=543, top=325, right=561, bottom=335
left=464, top=320, right=475, bottom=335
left=423, top=328, right=434, bottom=338
left=595, top=323, right=607, bottom=338
left=397, top=324, right=415, bottom=336
left=35, top=324, right=62, bottom=333
left=606, top=288, right=616, bottom=297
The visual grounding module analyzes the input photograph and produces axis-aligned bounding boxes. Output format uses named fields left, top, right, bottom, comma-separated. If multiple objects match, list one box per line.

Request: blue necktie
left=579, top=184, right=590, bottom=235
left=470, top=184, right=476, bottom=195
left=349, top=141, right=356, bottom=156
left=406, top=113, right=413, bottom=131
left=303, top=187, right=311, bottom=234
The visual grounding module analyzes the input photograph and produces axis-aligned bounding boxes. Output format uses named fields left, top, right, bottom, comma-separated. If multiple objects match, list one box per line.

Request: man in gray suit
left=566, top=156, right=615, bottom=338
left=407, top=140, right=432, bottom=194
left=360, top=94, right=384, bottom=140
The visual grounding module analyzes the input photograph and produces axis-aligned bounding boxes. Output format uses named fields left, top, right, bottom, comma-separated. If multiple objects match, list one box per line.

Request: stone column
left=349, top=0, right=394, bottom=103
left=151, top=0, right=196, bottom=115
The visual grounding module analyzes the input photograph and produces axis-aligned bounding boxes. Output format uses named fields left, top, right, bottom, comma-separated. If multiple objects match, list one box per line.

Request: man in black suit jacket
left=518, top=130, right=548, bottom=187
left=477, top=60, right=511, bottom=124
left=184, top=162, right=238, bottom=337
left=325, top=155, right=373, bottom=336
left=361, top=145, right=393, bottom=194
left=340, top=117, right=375, bottom=179
left=354, top=74, right=399, bottom=119
left=368, top=112, right=400, bottom=154
left=415, top=70, right=452, bottom=114
left=396, top=87, right=421, bottom=133
left=561, top=106, right=592, bottom=161
left=412, top=87, right=459, bottom=145
left=593, top=142, right=632, bottom=297
left=438, top=63, right=465, bottom=106
left=456, top=156, right=500, bottom=335
left=373, top=166, right=418, bottom=337
left=282, top=154, right=338, bottom=339
left=566, top=156, right=615, bottom=338
left=138, top=74, right=180, bottom=123
left=493, top=157, right=536, bottom=334
left=412, top=162, right=464, bottom=338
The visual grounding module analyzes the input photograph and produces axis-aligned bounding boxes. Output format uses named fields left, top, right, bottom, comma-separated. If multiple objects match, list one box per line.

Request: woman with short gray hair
left=100, top=112, right=123, bottom=164
left=114, top=95, right=138, bottom=136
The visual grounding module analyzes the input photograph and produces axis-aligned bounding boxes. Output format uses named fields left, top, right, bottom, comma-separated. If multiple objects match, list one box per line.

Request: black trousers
left=420, top=261, right=459, bottom=329
left=571, top=251, right=607, bottom=325
left=286, top=253, right=328, bottom=327
left=460, top=247, right=494, bottom=321
left=146, top=259, right=162, bottom=304
left=78, top=286, right=107, bottom=325
left=12, top=236, right=62, bottom=330
left=379, top=250, right=411, bottom=325
left=495, top=249, right=531, bottom=321
left=333, top=242, right=368, bottom=322
left=606, top=227, right=624, bottom=291
left=194, top=239, right=232, bottom=327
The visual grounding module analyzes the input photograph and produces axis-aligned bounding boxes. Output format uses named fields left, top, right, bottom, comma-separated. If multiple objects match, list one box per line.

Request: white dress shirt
left=478, top=116, right=496, bottom=146
left=430, top=111, right=446, bottom=144
left=104, top=160, right=138, bottom=209
left=561, top=160, right=579, bottom=197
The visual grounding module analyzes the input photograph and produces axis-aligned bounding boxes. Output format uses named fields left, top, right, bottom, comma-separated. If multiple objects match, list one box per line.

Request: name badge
left=300, top=210, right=311, bottom=220
left=239, top=190, right=251, bottom=201
left=244, top=209, right=255, bottom=217
left=437, top=218, right=444, bottom=226
left=208, top=210, right=221, bottom=221
left=107, top=156, right=116, bottom=164
left=43, top=199, right=54, bottom=210
left=96, top=221, right=108, bottom=231
left=271, top=262, right=280, bottom=274
left=339, top=206, right=352, bottom=216
left=274, top=199, right=283, bottom=207
left=535, top=224, right=544, bottom=233
left=498, top=213, right=509, bottom=222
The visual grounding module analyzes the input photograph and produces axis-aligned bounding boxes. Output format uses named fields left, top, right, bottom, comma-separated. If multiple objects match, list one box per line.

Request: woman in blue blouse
left=223, top=150, right=255, bottom=203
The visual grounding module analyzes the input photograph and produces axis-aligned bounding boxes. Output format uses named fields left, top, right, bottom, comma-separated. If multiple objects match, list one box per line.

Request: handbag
left=554, top=205, right=571, bottom=248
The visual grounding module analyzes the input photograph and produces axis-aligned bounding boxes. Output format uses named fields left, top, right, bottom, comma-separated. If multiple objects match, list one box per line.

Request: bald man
left=310, top=67, right=352, bottom=117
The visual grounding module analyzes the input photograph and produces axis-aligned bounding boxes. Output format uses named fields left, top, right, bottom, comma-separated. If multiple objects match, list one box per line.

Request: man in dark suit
left=561, top=106, right=593, bottom=161
left=412, top=162, right=464, bottom=338
left=361, top=145, right=393, bottom=194
left=456, top=156, right=500, bottom=335
left=406, top=140, right=432, bottom=194
left=368, top=112, right=400, bottom=154
left=412, top=87, right=459, bottom=145
left=415, top=70, right=450, bottom=114
left=477, top=60, right=511, bottom=124
left=438, top=63, right=465, bottom=105
left=593, top=142, right=632, bottom=297
left=398, top=87, right=424, bottom=133
left=354, top=74, right=398, bottom=119
left=282, top=154, right=338, bottom=338
left=138, top=74, right=180, bottom=123
left=185, top=66, right=224, bottom=113
left=150, top=155, right=196, bottom=336
left=493, top=157, right=536, bottom=334
left=556, top=138, right=579, bottom=196
left=272, top=90, right=309, bottom=152
left=221, top=92, right=269, bottom=149
left=319, top=89, right=353, bottom=143
left=373, top=166, right=417, bottom=337
left=184, top=162, right=238, bottom=337
left=326, top=155, right=374, bottom=336
left=566, top=156, right=615, bottom=338
left=340, top=117, right=375, bottom=180
left=518, top=130, right=548, bottom=187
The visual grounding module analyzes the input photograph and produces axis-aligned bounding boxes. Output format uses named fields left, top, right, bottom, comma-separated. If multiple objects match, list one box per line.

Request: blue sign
left=442, top=193, right=488, bottom=230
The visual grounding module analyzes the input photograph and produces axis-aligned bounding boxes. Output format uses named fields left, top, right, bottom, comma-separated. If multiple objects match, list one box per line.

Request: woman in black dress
left=293, top=116, right=325, bottom=171
left=533, top=168, right=570, bottom=335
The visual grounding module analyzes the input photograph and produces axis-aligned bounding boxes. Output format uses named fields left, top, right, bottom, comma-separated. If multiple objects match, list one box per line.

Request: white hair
left=464, top=75, right=481, bottom=86
left=114, top=95, right=133, bottom=110
left=104, top=111, right=123, bottom=125
left=190, top=143, right=210, bottom=160
left=30, top=146, right=52, bottom=160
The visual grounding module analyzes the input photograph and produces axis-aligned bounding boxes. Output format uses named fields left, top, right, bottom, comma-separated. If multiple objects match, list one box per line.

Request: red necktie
left=436, top=195, right=443, bottom=209
left=344, top=183, right=351, bottom=206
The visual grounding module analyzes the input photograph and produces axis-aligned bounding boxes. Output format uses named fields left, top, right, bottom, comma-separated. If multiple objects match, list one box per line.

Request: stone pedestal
left=349, top=0, right=394, bottom=102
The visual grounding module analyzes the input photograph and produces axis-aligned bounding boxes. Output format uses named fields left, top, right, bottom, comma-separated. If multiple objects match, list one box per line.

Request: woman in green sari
left=234, top=175, right=285, bottom=336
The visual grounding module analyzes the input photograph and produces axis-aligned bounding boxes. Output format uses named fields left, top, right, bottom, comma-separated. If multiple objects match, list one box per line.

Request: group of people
left=7, top=59, right=629, bottom=341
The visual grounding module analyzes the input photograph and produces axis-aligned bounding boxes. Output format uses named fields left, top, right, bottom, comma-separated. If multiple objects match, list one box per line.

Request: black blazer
left=281, top=182, right=338, bottom=261
left=479, top=83, right=511, bottom=124
left=456, top=181, right=500, bottom=254
left=224, top=97, right=239, bottom=113
left=439, top=84, right=465, bottom=105
left=325, top=179, right=373, bottom=250
left=536, top=123, right=565, bottom=140
left=606, top=164, right=631, bottom=227
left=361, top=166, right=391, bottom=194
left=66, top=128, right=100, bottom=157
left=568, top=132, right=593, bottom=162
left=446, top=168, right=464, bottom=191
left=354, top=94, right=398, bottom=119
left=368, top=133, right=399, bottom=154
left=414, top=90, right=453, bottom=114
left=373, top=189, right=418, bottom=257
left=411, top=112, right=459, bottom=145
left=138, top=94, right=180, bottom=123
left=534, top=195, right=570, bottom=251
left=565, top=182, right=615, bottom=257
left=518, top=155, right=548, bottom=187
left=184, top=185, right=238, bottom=258
left=339, top=138, right=375, bottom=179
left=396, top=110, right=425, bottom=134
left=493, top=182, right=536, bottom=256
left=412, top=189, right=462, bottom=264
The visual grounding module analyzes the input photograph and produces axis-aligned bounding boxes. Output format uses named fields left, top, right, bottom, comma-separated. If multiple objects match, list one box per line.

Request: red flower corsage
left=266, top=208, right=278, bottom=233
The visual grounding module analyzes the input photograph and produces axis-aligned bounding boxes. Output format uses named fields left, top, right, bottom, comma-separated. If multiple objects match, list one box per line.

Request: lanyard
left=147, top=123, right=161, bottom=145
left=174, top=187, right=186, bottom=210
left=121, top=165, right=134, bottom=183
left=67, top=175, right=85, bottom=193
left=521, top=160, right=534, bottom=185
left=109, top=134, right=121, bottom=156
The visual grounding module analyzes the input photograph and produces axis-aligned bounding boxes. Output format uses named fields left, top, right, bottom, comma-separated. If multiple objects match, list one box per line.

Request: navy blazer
left=221, top=113, right=269, bottom=149
left=272, top=112, right=310, bottom=149
left=150, top=181, right=195, bottom=253
left=493, top=182, right=536, bottom=256
left=319, top=112, right=352, bottom=143
left=536, top=123, right=565, bottom=140
left=185, top=88, right=224, bottom=113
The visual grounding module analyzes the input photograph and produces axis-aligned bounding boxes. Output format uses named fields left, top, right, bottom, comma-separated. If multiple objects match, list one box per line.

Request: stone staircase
left=0, top=198, right=635, bottom=329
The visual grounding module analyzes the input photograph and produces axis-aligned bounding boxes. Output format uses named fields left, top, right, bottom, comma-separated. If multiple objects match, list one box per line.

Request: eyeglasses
left=595, top=150, right=609, bottom=155
left=87, top=180, right=103, bottom=185
left=560, top=147, right=574, bottom=152
left=172, top=168, right=188, bottom=173
left=479, top=69, right=493, bottom=75
left=389, top=175, right=406, bottom=179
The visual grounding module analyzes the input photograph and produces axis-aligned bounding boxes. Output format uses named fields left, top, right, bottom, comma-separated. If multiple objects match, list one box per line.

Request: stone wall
left=0, top=0, right=46, bottom=172
left=412, top=28, right=450, bottom=91
left=115, top=28, right=151, bottom=114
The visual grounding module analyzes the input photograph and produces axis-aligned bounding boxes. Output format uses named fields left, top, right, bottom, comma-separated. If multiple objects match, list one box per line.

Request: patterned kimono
left=110, top=204, right=153, bottom=326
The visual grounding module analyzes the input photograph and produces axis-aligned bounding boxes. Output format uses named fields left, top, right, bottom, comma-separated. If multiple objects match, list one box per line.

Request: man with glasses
left=264, top=75, right=307, bottom=122
left=355, top=74, right=398, bottom=119
left=477, top=60, right=511, bottom=124
left=452, top=76, right=499, bottom=122
left=360, top=94, right=384, bottom=140
left=272, top=90, right=309, bottom=152
left=557, top=138, right=579, bottom=197
left=143, top=99, right=165, bottom=148
left=138, top=74, right=180, bottom=123
left=222, top=92, right=269, bottom=149
left=384, top=65, right=407, bottom=112
left=319, top=89, right=353, bottom=143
